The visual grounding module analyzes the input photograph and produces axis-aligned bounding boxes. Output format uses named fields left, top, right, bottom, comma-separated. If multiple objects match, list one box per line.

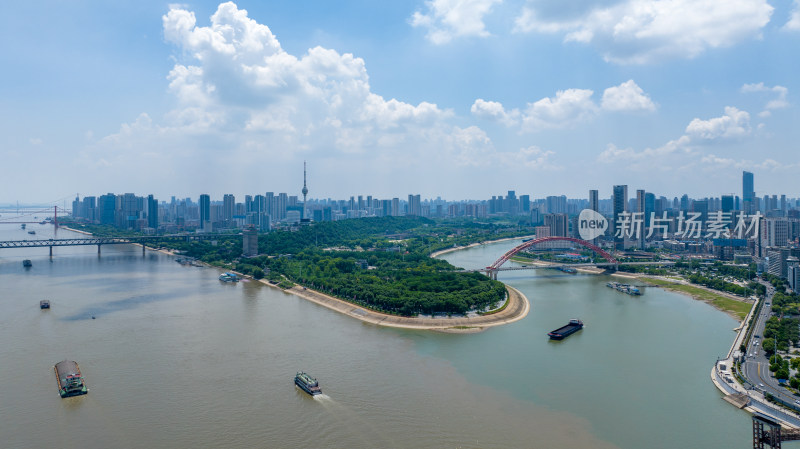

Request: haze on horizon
left=1, top=0, right=798, bottom=203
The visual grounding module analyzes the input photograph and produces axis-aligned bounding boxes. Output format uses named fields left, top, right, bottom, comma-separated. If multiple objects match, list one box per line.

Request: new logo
left=578, top=209, right=608, bottom=240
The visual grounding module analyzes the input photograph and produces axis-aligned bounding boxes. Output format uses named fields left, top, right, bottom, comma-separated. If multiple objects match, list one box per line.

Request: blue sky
left=1, top=0, right=798, bottom=204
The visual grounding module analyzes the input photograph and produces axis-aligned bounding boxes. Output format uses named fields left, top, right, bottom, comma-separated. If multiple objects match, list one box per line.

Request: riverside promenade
left=710, top=295, right=800, bottom=429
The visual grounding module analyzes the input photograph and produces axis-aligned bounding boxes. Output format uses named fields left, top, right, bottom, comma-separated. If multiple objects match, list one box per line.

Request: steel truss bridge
left=0, top=234, right=237, bottom=257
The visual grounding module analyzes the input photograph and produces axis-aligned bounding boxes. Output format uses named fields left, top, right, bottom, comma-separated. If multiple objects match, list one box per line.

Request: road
left=740, top=282, right=800, bottom=410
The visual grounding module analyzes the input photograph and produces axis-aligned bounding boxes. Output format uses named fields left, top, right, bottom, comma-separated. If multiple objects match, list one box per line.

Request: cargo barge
left=294, top=371, right=322, bottom=396
left=548, top=319, right=584, bottom=340
left=54, top=360, right=88, bottom=398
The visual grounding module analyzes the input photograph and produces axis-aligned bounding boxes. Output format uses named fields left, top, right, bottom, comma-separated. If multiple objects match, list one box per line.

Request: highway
left=739, top=282, right=800, bottom=411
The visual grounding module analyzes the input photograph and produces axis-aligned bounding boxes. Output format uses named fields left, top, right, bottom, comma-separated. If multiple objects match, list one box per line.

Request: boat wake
left=313, top=393, right=332, bottom=401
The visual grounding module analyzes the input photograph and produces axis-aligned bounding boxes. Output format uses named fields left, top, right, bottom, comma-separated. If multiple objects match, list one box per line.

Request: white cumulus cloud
left=741, top=83, right=789, bottom=117
left=685, top=106, right=751, bottom=140
left=601, top=80, right=656, bottom=112
left=410, top=0, right=502, bottom=44
left=521, top=88, right=598, bottom=132
left=514, top=0, right=773, bottom=64
left=470, top=99, right=520, bottom=126
left=786, top=1, right=800, bottom=30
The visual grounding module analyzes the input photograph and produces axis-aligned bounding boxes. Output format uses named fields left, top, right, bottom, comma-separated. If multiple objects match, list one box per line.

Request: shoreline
left=58, top=225, right=531, bottom=331
left=634, top=274, right=753, bottom=321
left=260, top=279, right=529, bottom=331
left=429, top=235, right=534, bottom=259
left=259, top=233, right=534, bottom=331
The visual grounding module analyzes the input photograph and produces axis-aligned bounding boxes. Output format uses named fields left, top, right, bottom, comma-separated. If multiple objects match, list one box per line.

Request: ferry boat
left=548, top=319, right=584, bottom=340
left=219, top=272, right=239, bottom=282
left=294, top=371, right=322, bottom=396
left=54, top=360, right=88, bottom=398
left=40, top=300, right=50, bottom=309
left=23, top=259, right=32, bottom=268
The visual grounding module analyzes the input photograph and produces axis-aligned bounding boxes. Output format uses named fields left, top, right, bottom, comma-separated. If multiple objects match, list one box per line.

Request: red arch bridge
left=474, top=236, right=672, bottom=279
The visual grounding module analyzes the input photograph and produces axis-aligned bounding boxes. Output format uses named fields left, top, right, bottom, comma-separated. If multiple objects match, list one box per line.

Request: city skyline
left=2, top=1, right=799, bottom=202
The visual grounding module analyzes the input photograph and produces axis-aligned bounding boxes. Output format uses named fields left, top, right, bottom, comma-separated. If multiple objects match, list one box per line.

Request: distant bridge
left=479, top=236, right=672, bottom=279
left=0, top=234, right=237, bottom=257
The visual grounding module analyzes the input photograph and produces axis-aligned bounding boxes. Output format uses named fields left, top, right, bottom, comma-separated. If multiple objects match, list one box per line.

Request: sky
left=1, top=0, right=799, bottom=204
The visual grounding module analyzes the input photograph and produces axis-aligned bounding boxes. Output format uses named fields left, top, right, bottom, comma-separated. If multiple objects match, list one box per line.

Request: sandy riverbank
left=429, top=235, right=535, bottom=259
left=259, top=279, right=529, bottom=331
left=246, top=234, right=533, bottom=331
left=58, top=226, right=93, bottom=236
left=61, top=226, right=532, bottom=331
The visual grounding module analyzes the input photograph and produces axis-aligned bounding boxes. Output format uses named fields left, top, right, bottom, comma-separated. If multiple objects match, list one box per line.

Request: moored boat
left=54, top=360, right=88, bottom=398
left=219, top=272, right=239, bottom=282
left=294, top=371, right=322, bottom=395
left=40, top=300, right=50, bottom=309
left=548, top=319, right=584, bottom=340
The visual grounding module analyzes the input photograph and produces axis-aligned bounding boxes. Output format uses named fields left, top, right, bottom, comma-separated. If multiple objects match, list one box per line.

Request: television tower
left=301, top=161, right=309, bottom=220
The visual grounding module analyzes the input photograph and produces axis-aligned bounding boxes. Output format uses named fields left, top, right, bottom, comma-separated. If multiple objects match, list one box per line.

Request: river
left=0, top=223, right=759, bottom=448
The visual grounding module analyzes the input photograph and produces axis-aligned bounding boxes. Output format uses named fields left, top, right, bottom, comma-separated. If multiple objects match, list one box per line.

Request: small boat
left=21, top=223, right=26, bottom=229
left=28, top=230, right=36, bottom=235
left=40, top=300, right=50, bottom=309
left=219, top=272, right=239, bottom=282
left=54, top=360, right=88, bottom=398
left=548, top=319, right=584, bottom=340
left=294, top=371, right=322, bottom=396
left=23, top=259, right=32, bottom=268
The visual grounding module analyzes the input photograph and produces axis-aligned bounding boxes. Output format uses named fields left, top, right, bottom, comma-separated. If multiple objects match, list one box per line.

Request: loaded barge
left=548, top=319, right=584, bottom=340
left=54, top=360, right=88, bottom=398
left=294, top=371, right=322, bottom=396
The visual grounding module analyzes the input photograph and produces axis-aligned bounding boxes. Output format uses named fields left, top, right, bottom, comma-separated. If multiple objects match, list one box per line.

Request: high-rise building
left=589, top=190, right=599, bottom=212
left=242, top=225, right=258, bottom=257
left=636, top=190, right=646, bottom=249
left=199, top=194, right=210, bottom=230
left=407, top=194, right=421, bottom=216
left=520, top=195, right=531, bottom=213
left=223, top=194, right=235, bottom=222
left=147, top=194, right=158, bottom=229
left=544, top=213, right=568, bottom=237
left=743, top=171, right=755, bottom=213
left=98, top=193, right=116, bottom=225
left=613, top=185, right=628, bottom=250
left=721, top=195, right=734, bottom=213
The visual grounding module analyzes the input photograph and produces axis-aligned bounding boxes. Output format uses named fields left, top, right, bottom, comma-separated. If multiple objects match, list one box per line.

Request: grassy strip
left=640, top=277, right=753, bottom=320
left=479, top=288, right=511, bottom=316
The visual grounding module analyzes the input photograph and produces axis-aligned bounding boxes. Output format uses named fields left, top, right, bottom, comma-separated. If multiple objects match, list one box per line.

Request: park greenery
left=71, top=216, right=530, bottom=316
left=763, top=316, right=800, bottom=354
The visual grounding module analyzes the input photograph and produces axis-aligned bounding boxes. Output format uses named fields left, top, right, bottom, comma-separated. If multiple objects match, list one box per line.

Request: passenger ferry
left=294, top=371, right=322, bottom=396
left=219, top=272, right=239, bottom=282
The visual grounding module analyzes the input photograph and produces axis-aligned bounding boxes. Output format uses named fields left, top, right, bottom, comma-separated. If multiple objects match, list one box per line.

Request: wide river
left=0, top=222, right=762, bottom=448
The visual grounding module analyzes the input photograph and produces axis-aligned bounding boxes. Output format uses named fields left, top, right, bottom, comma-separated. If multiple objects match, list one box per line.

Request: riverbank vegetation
left=639, top=277, right=753, bottom=319
left=72, top=216, right=530, bottom=316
